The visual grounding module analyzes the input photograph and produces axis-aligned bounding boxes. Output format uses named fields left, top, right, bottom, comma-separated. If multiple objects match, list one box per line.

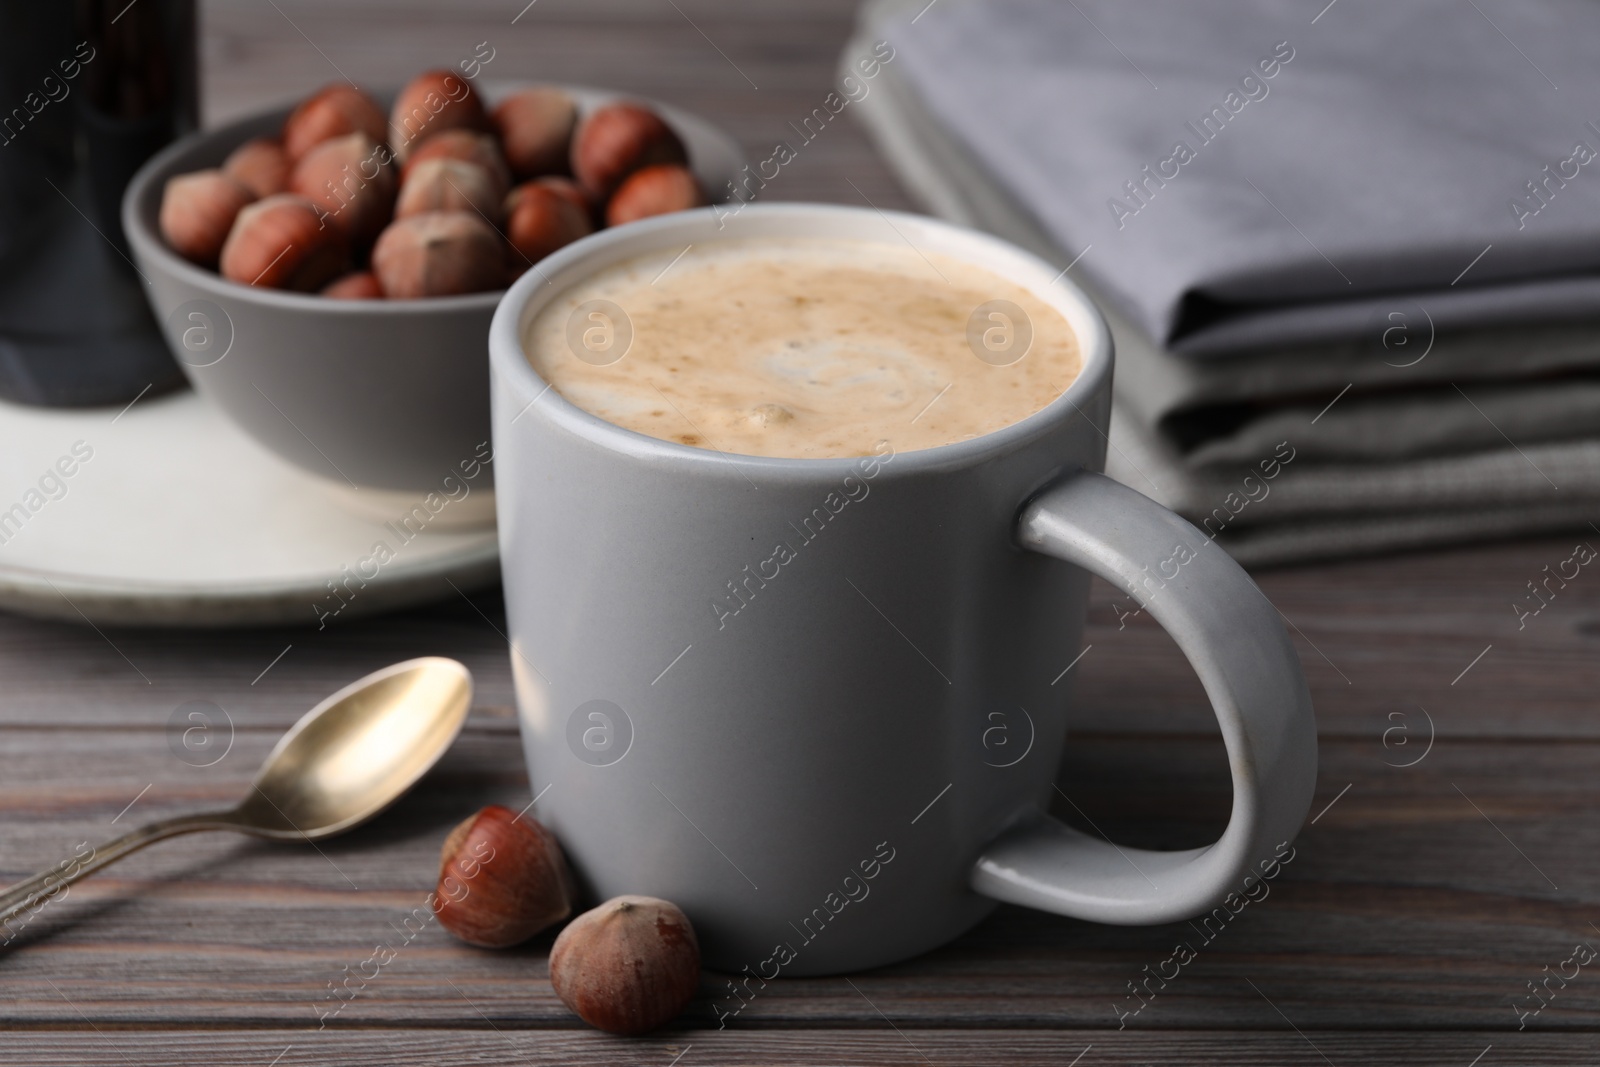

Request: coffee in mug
left=524, top=238, right=1081, bottom=458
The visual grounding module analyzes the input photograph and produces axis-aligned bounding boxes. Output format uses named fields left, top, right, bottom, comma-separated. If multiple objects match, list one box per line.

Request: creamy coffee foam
left=524, top=238, right=1080, bottom=459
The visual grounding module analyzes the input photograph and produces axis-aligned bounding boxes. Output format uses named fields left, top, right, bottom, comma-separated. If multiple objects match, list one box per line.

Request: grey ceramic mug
left=488, top=204, right=1317, bottom=978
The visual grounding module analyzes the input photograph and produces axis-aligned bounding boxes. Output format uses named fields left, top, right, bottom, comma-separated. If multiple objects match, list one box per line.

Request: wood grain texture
left=2, top=730, right=1595, bottom=1031
left=0, top=1, right=1596, bottom=1062
left=1073, top=533, right=1600, bottom=739
left=0, top=1030, right=1589, bottom=1067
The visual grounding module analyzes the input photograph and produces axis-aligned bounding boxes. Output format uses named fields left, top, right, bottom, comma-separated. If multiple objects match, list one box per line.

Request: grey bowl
left=123, top=85, right=743, bottom=495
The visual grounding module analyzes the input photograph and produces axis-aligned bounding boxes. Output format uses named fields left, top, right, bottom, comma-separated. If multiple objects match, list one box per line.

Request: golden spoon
left=0, top=657, right=472, bottom=930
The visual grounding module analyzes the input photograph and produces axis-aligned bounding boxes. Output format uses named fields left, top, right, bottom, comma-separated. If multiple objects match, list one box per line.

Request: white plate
left=0, top=389, right=500, bottom=627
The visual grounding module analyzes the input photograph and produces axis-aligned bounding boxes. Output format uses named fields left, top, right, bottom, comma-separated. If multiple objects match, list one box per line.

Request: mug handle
left=971, top=470, right=1318, bottom=924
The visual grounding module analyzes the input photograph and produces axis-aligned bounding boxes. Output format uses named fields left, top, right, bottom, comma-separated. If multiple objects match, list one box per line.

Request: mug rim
left=488, top=202, right=1112, bottom=475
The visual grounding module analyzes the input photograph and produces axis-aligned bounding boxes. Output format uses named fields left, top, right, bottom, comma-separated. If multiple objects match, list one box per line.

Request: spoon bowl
left=239, top=657, right=474, bottom=839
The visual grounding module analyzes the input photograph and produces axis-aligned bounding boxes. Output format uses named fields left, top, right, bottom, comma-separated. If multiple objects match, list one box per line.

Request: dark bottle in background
left=0, top=0, right=198, bottom=407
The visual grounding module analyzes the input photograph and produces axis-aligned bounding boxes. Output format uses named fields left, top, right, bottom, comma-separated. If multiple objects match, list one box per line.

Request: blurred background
left=202, top=0, right=899, bottom=200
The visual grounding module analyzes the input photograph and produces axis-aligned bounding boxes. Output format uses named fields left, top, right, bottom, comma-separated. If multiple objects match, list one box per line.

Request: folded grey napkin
left=861, top=0, right=1600, bottom=356
left=842, top=0, right=1600, bottom=564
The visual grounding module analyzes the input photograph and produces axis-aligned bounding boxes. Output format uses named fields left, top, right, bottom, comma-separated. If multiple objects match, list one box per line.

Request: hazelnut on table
left=433, top=805, right=575, bottom=948
left=550, top=896, right=702, bottom=1036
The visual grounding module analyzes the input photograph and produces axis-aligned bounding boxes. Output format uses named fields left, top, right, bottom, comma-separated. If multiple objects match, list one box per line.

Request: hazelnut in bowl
left=123, top=76, right=741, bottom=519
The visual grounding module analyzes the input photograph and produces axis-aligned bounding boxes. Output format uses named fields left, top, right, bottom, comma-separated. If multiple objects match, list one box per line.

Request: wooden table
left=4, top=2, right=1597, bottom=1063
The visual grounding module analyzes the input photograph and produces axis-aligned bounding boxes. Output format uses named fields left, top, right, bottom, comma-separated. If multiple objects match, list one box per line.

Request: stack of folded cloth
left=843, top=0, right=1600, bottom=564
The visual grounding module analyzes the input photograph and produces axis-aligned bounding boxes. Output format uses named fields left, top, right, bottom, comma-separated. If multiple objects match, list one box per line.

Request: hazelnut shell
left=388, top=69, right=492, bottom=161
left=401, top=129, right=511, bottom=200
left=222, top=138, right=291, bottom=198
left=288, top=132, right=397, bottom=248
left=505, top=180, right=593, bottom=268
left=549, top=896, right=701, bottom=1036
left=532, top=175, right=594, bottom=221
left=219, top=193, right=348, bottom=290
left=371, top=211, right=505, bottom=299
left=493, top=87, right=577, bottom=179
left=159, top=169, right=255, bottom=267
left=606, top=164, right=705, bottom=227
left=571, top=103, right=687, bottom=201
left=396, top=159, right=504, bottom=226
left=282, top=83, right=387, bottom=161
left=432, top=805, right=575, bottom=948
left=321, top=271, right=384, bottom=299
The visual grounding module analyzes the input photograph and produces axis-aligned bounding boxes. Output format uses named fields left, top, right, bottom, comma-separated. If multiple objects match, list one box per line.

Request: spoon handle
left=0, top=811, right=238, bottom=935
